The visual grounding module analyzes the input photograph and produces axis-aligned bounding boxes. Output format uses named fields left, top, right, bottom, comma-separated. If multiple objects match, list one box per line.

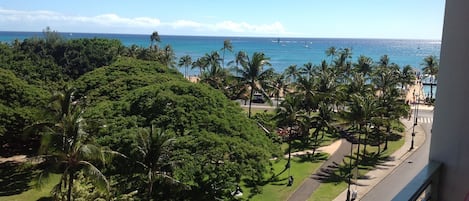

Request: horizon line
left=0, top=30, right=442, bottom=41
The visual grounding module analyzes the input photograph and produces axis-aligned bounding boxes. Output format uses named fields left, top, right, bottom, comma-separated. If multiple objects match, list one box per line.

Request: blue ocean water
left=0, top=31, right=440, bottom=95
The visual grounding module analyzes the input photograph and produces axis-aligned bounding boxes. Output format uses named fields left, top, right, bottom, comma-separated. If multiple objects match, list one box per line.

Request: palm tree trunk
left=384, top=126, right=390, bottom=150
left=148, top=169, right=153, bottom=200
left=248, top=86, right=254, bottom=118
left=429, top=82, right=433, bottom=103
left=67, top=172, right=73, bottom=201
left=363, top=127, right=368, bottom=157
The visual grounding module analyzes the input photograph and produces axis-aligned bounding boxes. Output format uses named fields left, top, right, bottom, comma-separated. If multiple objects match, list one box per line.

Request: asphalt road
left=360, top=109, right=433, bottom=201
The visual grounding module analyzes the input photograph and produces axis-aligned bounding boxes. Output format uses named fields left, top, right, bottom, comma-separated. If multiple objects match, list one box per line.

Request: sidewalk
left=332, top=118, right=427, bottom=201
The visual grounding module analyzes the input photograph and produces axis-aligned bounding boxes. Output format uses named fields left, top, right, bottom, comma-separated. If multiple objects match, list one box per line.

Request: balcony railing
left=392, top=161, right=442, bottom=201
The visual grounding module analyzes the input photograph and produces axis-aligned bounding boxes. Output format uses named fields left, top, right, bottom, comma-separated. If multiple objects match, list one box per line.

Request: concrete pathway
left=332, top=117, right=427, bottom=201
left=286, top=139, right=351, bottom=201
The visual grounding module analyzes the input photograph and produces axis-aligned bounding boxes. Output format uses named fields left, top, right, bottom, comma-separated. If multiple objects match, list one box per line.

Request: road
left=360, top=108, right=433, bottom=201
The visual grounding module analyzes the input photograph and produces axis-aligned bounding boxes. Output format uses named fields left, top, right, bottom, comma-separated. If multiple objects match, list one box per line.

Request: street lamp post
left=410, top=92, right=419, bottom=150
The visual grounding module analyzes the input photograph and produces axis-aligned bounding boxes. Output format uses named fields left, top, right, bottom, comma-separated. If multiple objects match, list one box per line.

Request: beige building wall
left=429, top=0, right=469, bottom=200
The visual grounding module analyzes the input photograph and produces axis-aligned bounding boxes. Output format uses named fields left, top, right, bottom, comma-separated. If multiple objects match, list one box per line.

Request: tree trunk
left=67, top=172, right=74, bottom=201
left=384, top=126, right=390, bottom=150
left=363, top=127, right=368, bottom=157
left=148, top=169, right=153, bottom=201
left=248, top=85, right=254, bottom=118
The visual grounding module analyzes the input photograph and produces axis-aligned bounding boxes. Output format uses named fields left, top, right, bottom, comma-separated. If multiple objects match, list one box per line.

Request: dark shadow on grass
left=0, top=162, right=34, bottom=196
left=37, top=197, right=53, bottom=201
left=311, top=150, right=396, bottom=185
left=297, top=152, right=328, bottom=163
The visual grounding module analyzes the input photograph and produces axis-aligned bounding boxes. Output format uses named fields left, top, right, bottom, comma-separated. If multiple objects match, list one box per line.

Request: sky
left=0, top=0, right=445, bottom=39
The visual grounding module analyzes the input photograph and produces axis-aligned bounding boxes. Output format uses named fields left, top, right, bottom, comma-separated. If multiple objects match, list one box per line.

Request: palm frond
left=79, top=160, right=110, bottom=192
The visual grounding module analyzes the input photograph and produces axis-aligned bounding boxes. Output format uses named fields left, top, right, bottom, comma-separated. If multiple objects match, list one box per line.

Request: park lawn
left=0, top=173, right=60, bottom=201
left=242, top=107, right=275, bottom=115
left=245, top=155, right=326, bottom=201
left=308, top=133, right=405, bottom=201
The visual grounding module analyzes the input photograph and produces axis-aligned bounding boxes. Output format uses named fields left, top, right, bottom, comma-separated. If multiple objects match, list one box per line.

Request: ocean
left=0, top=31, right=440, bottom=95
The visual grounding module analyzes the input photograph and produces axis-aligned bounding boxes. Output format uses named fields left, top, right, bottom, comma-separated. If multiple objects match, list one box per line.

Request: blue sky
left=0, top=0, right=445, bottom=39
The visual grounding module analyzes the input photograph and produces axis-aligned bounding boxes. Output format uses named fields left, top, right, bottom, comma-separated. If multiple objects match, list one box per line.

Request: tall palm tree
left=378, top=55, right=390, bottom=68
left=325, top=46, right=337, bottom=64
left=399, top=65, right=416, bottom=91
left=299, top=62, right=315, bottom=80
left=284, top=64, right=299, bottom=84
left=342, top=93, right=378, bottom=157
left=160, top=45, right=176, bottom=68
left=227, top=51, right=247, bottom=69
left=311, top=102, right=335, bottom=155
left=235, top=52, right=273, bottom=118
left=199, top=51, right=227, bottom=89
left=135, top=126, right=179, bottom=200
left=293, top=75, right=317, bottom=115
left=422, top=55, right=439, bottom=101
left=221, top=39, right=233, bottom=68
left=178, top=55, right=192, bottom=78
left=192, top=58, right=208, bottom=77
left=273, top=95, right=303, bottom=171
left=270, top=73, right=289, bottom=108
left=150, top=31, right=161, bottom=50
left=353, top=55, right=374, bottom=77
left=29, top=87, right=113, bottom=201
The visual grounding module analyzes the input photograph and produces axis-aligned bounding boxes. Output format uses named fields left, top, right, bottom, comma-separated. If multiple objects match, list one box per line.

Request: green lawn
left=242, top=107, right=275, bottom=115
left=308, top=134, right=405, bottom=201
left=245, top=154, right=327, bottom=201
left=0, top=168, right=60, bottom=201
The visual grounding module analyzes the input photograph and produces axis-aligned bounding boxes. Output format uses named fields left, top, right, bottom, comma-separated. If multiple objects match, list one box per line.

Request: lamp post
left=410, top=91, right=419, bottom=150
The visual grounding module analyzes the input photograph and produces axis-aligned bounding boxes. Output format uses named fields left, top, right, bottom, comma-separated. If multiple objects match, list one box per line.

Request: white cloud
left=0, top=8, right=288, bottom=36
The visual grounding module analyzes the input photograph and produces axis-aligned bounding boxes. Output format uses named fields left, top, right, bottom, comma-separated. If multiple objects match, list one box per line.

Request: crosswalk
left=417, top=117, right=433, bottom=124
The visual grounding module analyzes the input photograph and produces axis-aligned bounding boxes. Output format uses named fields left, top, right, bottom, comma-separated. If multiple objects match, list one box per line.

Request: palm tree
left=135, top=126, right=179, bottom=200
left=299, top=62, right=315, bottom=80
left=192, top=58, right=208, bottom=77
left=342, top=93, right=378, bottom=157
left=353, top=55, right=374, bottom=77
left=311, top=102, right=335, bottom=155
left=235, top=52, right=273, bottom=118
left=273, top=95, right=303, bottom=171
left=399, top=65, right=416, bottom=91
left=227, top=51, right=247, bottom=69
left=150, top=31, right=161, bottom=50
left=422, top=55, right=439, bottom=101
left=325, top=46, right=337, bottom=64
left=293, top=75, right=317, bottom=115
left=284, top=64, right=299, bottom=84
left=178, top=55, right=192, bottom=78
left=221, top=39, right=233, bottom=68
left=270, top=73, right=289, bottom=108
left=378, top=55, right=390, bottom=68
left=160, top=45, right=176, bottom=68
left=29, top=87, right=113, bottom=201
